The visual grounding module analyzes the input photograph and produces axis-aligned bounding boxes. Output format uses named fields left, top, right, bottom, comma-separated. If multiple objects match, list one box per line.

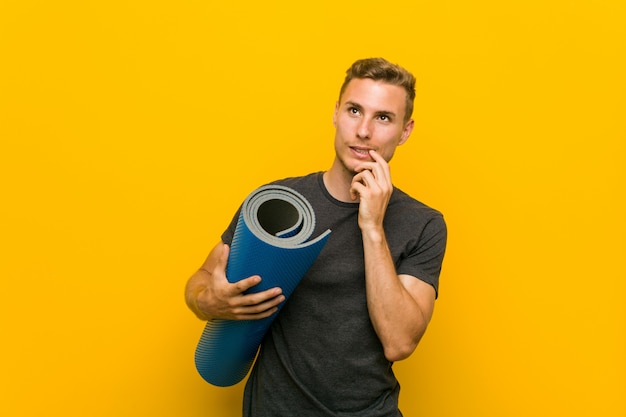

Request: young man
left=185, top=58, right=447, bottom=416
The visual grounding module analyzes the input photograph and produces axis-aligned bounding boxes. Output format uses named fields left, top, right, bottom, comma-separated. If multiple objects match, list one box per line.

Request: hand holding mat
left=194, top=184, right=331, bottom=386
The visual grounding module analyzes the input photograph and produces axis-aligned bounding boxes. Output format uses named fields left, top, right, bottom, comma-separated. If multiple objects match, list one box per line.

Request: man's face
left=333, top=78, right=414, bottom=174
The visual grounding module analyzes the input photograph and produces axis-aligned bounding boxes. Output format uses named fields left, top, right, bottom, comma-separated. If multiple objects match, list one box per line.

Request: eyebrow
left=344, top=101, right=363, bottom=111
left=375, top=110, right=396, bottom=119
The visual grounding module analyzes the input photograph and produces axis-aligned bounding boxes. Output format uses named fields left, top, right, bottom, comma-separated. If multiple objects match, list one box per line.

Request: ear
left=332, top=101, right=339, bottom=127
left=398, top=119, right=414, bottom=146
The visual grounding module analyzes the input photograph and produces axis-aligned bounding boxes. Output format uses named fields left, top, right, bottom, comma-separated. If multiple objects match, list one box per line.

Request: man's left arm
left=362, top=230, right=436, bottom=362
left=351, top=150, right=437, bottom=362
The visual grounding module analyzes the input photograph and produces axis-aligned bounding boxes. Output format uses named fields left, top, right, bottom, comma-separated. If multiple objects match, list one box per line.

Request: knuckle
left=226, top=297, right=239, bottom=308
left=236, top=279, right=250, bottom=291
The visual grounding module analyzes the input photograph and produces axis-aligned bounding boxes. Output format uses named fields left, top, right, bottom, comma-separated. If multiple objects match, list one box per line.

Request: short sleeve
left=397, top=214, right=447, bottom=298
left=220, top=205, right=242, bottom=246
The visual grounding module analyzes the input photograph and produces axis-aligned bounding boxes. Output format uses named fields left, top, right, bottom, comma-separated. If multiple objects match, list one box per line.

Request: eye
left=348, top=107, right=359, bottom=115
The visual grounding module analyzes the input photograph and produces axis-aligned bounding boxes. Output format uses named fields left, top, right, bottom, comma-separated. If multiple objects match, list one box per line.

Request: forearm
left=362, top=226, right=431, bottom=362
left=185, top=243, right=224, bottom=320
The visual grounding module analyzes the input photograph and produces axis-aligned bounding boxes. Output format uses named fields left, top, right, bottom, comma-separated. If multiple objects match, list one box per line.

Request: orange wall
left=1, top=1, right=624, bottom=416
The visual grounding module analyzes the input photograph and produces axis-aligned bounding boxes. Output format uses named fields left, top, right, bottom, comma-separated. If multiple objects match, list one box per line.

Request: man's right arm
left=185, top=242, right=285, bottom=321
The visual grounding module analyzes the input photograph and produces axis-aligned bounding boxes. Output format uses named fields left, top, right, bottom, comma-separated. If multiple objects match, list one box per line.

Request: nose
left=356, top=118, right=372, bottom=140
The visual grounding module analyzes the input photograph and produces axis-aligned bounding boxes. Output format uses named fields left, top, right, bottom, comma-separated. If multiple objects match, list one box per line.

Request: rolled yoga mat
left=194, top=184, right=332, bottom=387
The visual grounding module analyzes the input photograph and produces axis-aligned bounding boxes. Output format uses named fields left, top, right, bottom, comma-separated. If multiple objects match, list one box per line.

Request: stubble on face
left=331, top=78, right=412, bottom=176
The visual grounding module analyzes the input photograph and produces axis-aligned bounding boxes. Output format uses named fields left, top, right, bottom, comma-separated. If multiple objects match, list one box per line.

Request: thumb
left=216, top=243, right=230, bottom=276
left=349, top=183, right=360, bottom=201
left=219, top=244, right=260, bottom=294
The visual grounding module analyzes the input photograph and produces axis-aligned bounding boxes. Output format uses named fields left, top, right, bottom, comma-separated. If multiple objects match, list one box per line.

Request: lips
left=350, top=146, right=372, bottom=158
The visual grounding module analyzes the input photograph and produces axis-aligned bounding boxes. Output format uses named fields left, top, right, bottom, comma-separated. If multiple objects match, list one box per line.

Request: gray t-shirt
left=221, top=172, right=447, bottom=417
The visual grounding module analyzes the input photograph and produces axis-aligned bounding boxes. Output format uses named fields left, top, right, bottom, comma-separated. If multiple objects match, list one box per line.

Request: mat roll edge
left=194, top=184, right=331, bottom=387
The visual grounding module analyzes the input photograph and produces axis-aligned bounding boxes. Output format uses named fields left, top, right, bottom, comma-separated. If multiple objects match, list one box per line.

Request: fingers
left=350, top=173, right=369, bottom=201
left=350, top=166, right=383, bottom=199
left=195, top=242, right=286, bottom=320
left=218, top=244, right=272, bottom=296
left=354, top=150, right=390, bottom=183
left=215, top=243, right=230, bottom=274
left=231, top=274, right=262, bottom=294
left=350, top=150, right=390, bottom=201
left=350, top=180, right=361, bottom=201
left=351, top=150, right=393, bottom=229
left=232, top=291, right=286, bottom=319
left=228, top=274, right=285, bottom=319
left=369, top=150, right=391, bottom=184
left=234, top=278, right=283, bottom=306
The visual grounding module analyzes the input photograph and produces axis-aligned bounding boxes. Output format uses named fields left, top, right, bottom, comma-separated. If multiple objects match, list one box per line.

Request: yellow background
left=1, top=1, right=624, bottom=416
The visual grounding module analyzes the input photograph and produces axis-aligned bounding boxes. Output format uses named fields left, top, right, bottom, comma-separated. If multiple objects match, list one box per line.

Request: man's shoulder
left=269, top=172, right=321, bottom=188
left=390, top=186, right=444, bottom=220
left=264, top=172, right=323, bottom=198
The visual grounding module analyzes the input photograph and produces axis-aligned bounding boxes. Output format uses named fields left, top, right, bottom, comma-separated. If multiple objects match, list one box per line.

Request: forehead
left=340, top=78, right=407, bottom=114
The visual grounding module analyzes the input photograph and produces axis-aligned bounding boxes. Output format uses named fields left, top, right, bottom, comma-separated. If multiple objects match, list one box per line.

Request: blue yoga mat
left=194, top=184, right=331, bottom=386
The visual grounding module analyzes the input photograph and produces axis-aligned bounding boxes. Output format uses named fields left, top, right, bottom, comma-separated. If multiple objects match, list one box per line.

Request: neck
left=323, top=159, right=358, bottom=203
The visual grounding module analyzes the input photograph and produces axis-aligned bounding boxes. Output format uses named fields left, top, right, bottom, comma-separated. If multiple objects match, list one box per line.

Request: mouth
left=350, top=147, right=372, bottom=158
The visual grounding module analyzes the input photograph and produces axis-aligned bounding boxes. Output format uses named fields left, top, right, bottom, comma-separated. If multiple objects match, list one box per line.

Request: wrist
left=191, top=288, right=210, bottom=321
left=360, top=224, right=386, bottom=244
